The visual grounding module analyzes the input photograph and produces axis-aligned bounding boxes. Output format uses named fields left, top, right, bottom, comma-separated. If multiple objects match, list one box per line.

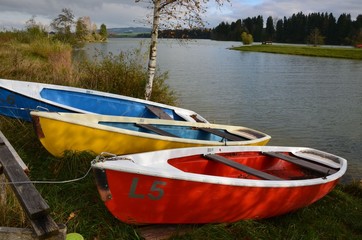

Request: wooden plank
left=203, top=154, right=283, bottom=180
left=198, top=128, right=248, bottom=141
left=0, top=171, right=5, bottom=206
left=136, top=124, right=178, bottom=138
left=137, top=225, right=193, bottom=240
left=238, top=129, right=266, bottom=139
left=0, top=132, right=61, bottom=239
left=29, top=215, right=60, bottom=239
left=146, top=106, right=173, bottom=120
left=0, top=224, right=66, bottom=240
left=0, top=131, right=28, bottom=172
left=0, top=141, right=50, bottom=219
left=263, top=152, right=338, bottom=175
left=190, top=114, right=205, bottom=123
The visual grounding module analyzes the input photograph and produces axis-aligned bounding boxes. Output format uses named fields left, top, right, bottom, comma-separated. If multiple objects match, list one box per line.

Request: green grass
left=0, top=117, right=139, bottom=239
left=170, top=183, right=362, bottom=240
left=232, top=44, right=362, bottom=60
left=1, top=117, right=362, bottom=239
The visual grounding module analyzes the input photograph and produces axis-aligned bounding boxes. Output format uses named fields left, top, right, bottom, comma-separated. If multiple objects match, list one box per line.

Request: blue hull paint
left=0, top=88, right=72, bottom=121
left=0, top=79, right=205, bottom=122
left=39, top=88, right=181, bottom=120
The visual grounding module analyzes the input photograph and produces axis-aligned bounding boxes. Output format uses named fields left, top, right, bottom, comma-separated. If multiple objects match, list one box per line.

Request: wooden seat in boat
left=135, top=123, right=178, bottom=137
left=262, top=152, right=338, bottom=175
left=203, top=154, right=283, bottom=180
left=198, top=128, right=248, bottom=141
left=146, top=106, right=173, bottom=120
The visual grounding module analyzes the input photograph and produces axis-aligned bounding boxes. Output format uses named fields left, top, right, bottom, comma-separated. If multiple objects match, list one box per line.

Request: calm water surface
left=80, top=38, right=362, bottom=182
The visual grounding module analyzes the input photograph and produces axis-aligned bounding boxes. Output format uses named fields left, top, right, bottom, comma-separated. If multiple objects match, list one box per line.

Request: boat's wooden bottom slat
left=146, top=105, right=173, bottom=120
left=190, top=114, right=205, bottom=123
left=135, top=123, right=178, bottom=138
left=198, top=128, right=248, bottom=141
left=262, top=152, right=338, bottom=175
left=203, top=154, right=283, bottom=180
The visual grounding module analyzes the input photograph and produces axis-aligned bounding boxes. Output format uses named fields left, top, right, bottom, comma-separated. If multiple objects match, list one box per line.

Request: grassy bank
left=1, top=117, right=361, bottom=240
left=0, top=117, right=362, bottom=240
left=232, top=44, right=362, bottom=60
left=1, top=32, right=362, bottom=239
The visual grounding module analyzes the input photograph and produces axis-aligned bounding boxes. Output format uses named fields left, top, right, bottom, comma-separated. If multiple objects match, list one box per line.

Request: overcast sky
left=0, top=0, right=361, bottom=30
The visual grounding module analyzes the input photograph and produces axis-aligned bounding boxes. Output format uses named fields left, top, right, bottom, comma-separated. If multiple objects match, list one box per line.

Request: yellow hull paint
left=32, top=112, right=270, bottom=157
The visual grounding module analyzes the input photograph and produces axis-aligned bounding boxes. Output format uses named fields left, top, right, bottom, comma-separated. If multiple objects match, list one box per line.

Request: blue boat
left=0, top=79, right=208, bottom=122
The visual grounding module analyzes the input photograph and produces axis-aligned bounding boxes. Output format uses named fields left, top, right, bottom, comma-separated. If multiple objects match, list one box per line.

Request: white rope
left=0, top=152, right=124, bottom=186
left=0, top=165, right=93, bottom=185
left=0, top=106, right=29, bottom=111
left=0, top=105, right=50, bottom=112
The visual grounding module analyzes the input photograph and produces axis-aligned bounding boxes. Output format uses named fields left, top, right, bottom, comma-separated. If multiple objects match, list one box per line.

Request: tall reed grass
left=0, top=180, right=28, bottom=228
left=76, top=49, right=177, bottom=104
left=0, top=30, right=177, bottom=105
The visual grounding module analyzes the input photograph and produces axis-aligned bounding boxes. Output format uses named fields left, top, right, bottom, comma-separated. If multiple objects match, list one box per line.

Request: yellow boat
left=30, top=111, right=271, bottom=157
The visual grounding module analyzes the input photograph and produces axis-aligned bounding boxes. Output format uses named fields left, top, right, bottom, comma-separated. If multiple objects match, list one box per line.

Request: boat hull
left=102, top=170, right=338, bottom=224
left=92, top=146, right=347, bottom=224
left=0, top=79, right=207, bottom=122
left=0, top=84, right=71, bottom=121
left=31, top=112, right=270, bottom=157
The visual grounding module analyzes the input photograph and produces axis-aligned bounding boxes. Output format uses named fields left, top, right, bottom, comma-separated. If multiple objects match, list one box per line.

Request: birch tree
left=137, top=0, right=227, bottom=100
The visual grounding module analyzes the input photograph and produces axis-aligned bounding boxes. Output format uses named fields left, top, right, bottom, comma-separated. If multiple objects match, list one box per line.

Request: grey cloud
left=0, top=0, right=149, bottom=29
left=223, top=0, right=360, bottom=21
left=0, top=0, right=360, bottom=30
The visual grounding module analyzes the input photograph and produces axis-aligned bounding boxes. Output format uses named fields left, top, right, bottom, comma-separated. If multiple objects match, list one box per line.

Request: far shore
left=231, top=44, right=362, bottom=60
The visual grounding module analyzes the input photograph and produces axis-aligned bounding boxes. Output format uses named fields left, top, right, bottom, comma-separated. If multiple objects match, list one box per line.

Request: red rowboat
left=91, top=146, right=347, bottom=224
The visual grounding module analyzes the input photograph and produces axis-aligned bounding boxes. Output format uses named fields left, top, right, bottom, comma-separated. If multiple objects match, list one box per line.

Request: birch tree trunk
left=145, top=0, right=161, bottom=100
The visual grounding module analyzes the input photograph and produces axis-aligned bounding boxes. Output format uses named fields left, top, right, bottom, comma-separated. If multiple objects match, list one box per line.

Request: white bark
left=142, top=0, right=226, bottom=100
left=145, top=0, right=161, bottom=100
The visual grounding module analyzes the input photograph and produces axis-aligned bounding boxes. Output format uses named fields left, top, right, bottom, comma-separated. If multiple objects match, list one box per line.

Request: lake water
left=78, top=38, right=362, bottom=183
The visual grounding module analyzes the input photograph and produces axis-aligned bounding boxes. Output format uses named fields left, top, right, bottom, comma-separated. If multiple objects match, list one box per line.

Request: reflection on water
left=77, top=38, right=362, bottom=182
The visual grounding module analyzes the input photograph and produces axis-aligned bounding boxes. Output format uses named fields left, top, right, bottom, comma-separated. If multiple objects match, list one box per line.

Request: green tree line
left=211, top=12, right=362, bottom=46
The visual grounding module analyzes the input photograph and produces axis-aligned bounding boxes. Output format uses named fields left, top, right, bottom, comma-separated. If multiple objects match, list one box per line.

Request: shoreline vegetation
left=231, top=44, right=362, bottom=60
left=111, top=12, right=362, bottom=48
left=0, top=30, right=362, bottom=239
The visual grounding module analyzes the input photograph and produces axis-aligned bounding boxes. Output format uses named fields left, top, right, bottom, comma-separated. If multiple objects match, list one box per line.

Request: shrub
left=28, top=39, right=74, bottom=84
left=76, top=48, right=177, bottom=105
left=241, top=32, right=253, bottom=45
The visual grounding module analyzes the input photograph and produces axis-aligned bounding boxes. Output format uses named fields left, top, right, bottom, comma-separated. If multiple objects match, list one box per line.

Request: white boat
left=92, top=145, right=347, bottom=224
left=0, top=78, right=208, bottom=122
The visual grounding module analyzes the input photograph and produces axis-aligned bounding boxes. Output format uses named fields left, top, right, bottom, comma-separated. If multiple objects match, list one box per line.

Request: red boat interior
left=167, top=151, right=338, bottom=180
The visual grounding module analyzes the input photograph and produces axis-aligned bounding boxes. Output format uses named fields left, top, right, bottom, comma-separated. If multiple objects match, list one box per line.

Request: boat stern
left=92, top=166, right=112, bottom=202
left=31, top=114, right=45, bottom=139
